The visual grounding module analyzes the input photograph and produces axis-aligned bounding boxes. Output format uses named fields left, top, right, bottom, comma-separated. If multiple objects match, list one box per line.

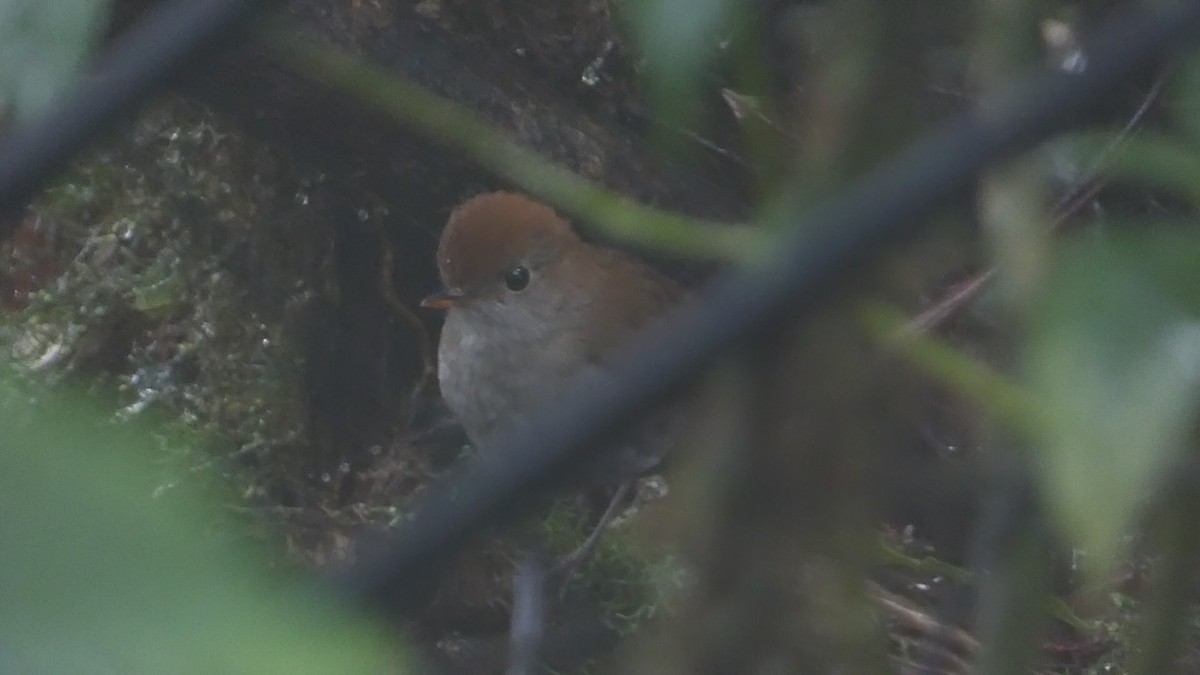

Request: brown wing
left=574, top=244, right=686, bottom=366
left=565, top=245, right=688, bottom=480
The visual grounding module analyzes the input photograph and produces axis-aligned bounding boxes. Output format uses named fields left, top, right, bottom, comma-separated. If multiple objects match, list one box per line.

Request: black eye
left=504, top=265, right=530, bottom=291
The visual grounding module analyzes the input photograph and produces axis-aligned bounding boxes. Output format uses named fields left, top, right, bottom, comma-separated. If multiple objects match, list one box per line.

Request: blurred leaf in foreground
left=1068, top=130, right=1200, bottom=211
left=0, top=383, right=403, bottom=673
left=1170, top=49, right=1200, bottom=157
left=0, top=0, right=109, bottom=122
left=1061, top=51, right=1200, bottom=213
left=624, top=0, right=737, bottom=137
left=1024, top=233, right=1200, bottom=580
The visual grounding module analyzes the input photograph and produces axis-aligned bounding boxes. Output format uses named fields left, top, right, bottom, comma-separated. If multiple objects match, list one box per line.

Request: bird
left=421, top=191, right=688, bottom=566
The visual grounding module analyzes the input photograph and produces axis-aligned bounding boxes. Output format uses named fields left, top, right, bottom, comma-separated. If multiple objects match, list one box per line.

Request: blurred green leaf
left=625, top=0, right=735, bottom=133
left=0, top=0, right=109, bottom=122
left=0, top=387, right=404, bottom=673
left=1059, top=52, right=1200, bottom=214
left=863, top=304, right=1040, bottom=431
left=1070, top=131, right=1200, bottom=211
left=1171, top=50, right=1200, bottom=150
left=1025, top=233, right=1200, bottom=579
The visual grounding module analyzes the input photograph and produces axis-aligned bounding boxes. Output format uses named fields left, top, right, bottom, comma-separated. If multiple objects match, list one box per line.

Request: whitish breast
left=438, top=307, right=582, bottom=446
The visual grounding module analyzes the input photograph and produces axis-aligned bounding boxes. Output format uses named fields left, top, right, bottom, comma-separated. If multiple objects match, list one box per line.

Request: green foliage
left=879, top=52, right=1200, bottom=592
left=864, top=48, right=1200, bottom=672
left=540, top=497, right=683, bottom=637
left=1175, top=53, right=1200, bottom=149
left=0, top=0, right=109, bottom=121
left=623, top=0, right=736, bottom=133
left=1025, top=232, right=1200, bottom=579
left=0, top=384, right=404, bottom=672
left=881, top=228, right=1200, bottom=589
left=1021, top=54, right=1200, bottom=581
left=865, top=304, right=1039, bottom=430
left=1063, top=50, right=1200, bottom=214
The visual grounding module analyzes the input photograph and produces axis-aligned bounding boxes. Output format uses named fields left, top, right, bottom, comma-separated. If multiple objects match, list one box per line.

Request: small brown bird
left=422, top=192, right=687, bottom=556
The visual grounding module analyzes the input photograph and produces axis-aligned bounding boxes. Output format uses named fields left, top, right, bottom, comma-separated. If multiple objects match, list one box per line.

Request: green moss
left=539, top=494, right=684, bottom=638
left=0, top=97, right=332, bottom=505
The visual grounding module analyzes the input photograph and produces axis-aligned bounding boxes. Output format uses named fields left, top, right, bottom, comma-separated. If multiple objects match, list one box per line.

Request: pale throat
left=438, top=298, right=587, bottom=445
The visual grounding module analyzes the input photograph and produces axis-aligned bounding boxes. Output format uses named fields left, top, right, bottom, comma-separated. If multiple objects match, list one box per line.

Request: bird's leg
left=551, top=481, right=633, bottom=585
